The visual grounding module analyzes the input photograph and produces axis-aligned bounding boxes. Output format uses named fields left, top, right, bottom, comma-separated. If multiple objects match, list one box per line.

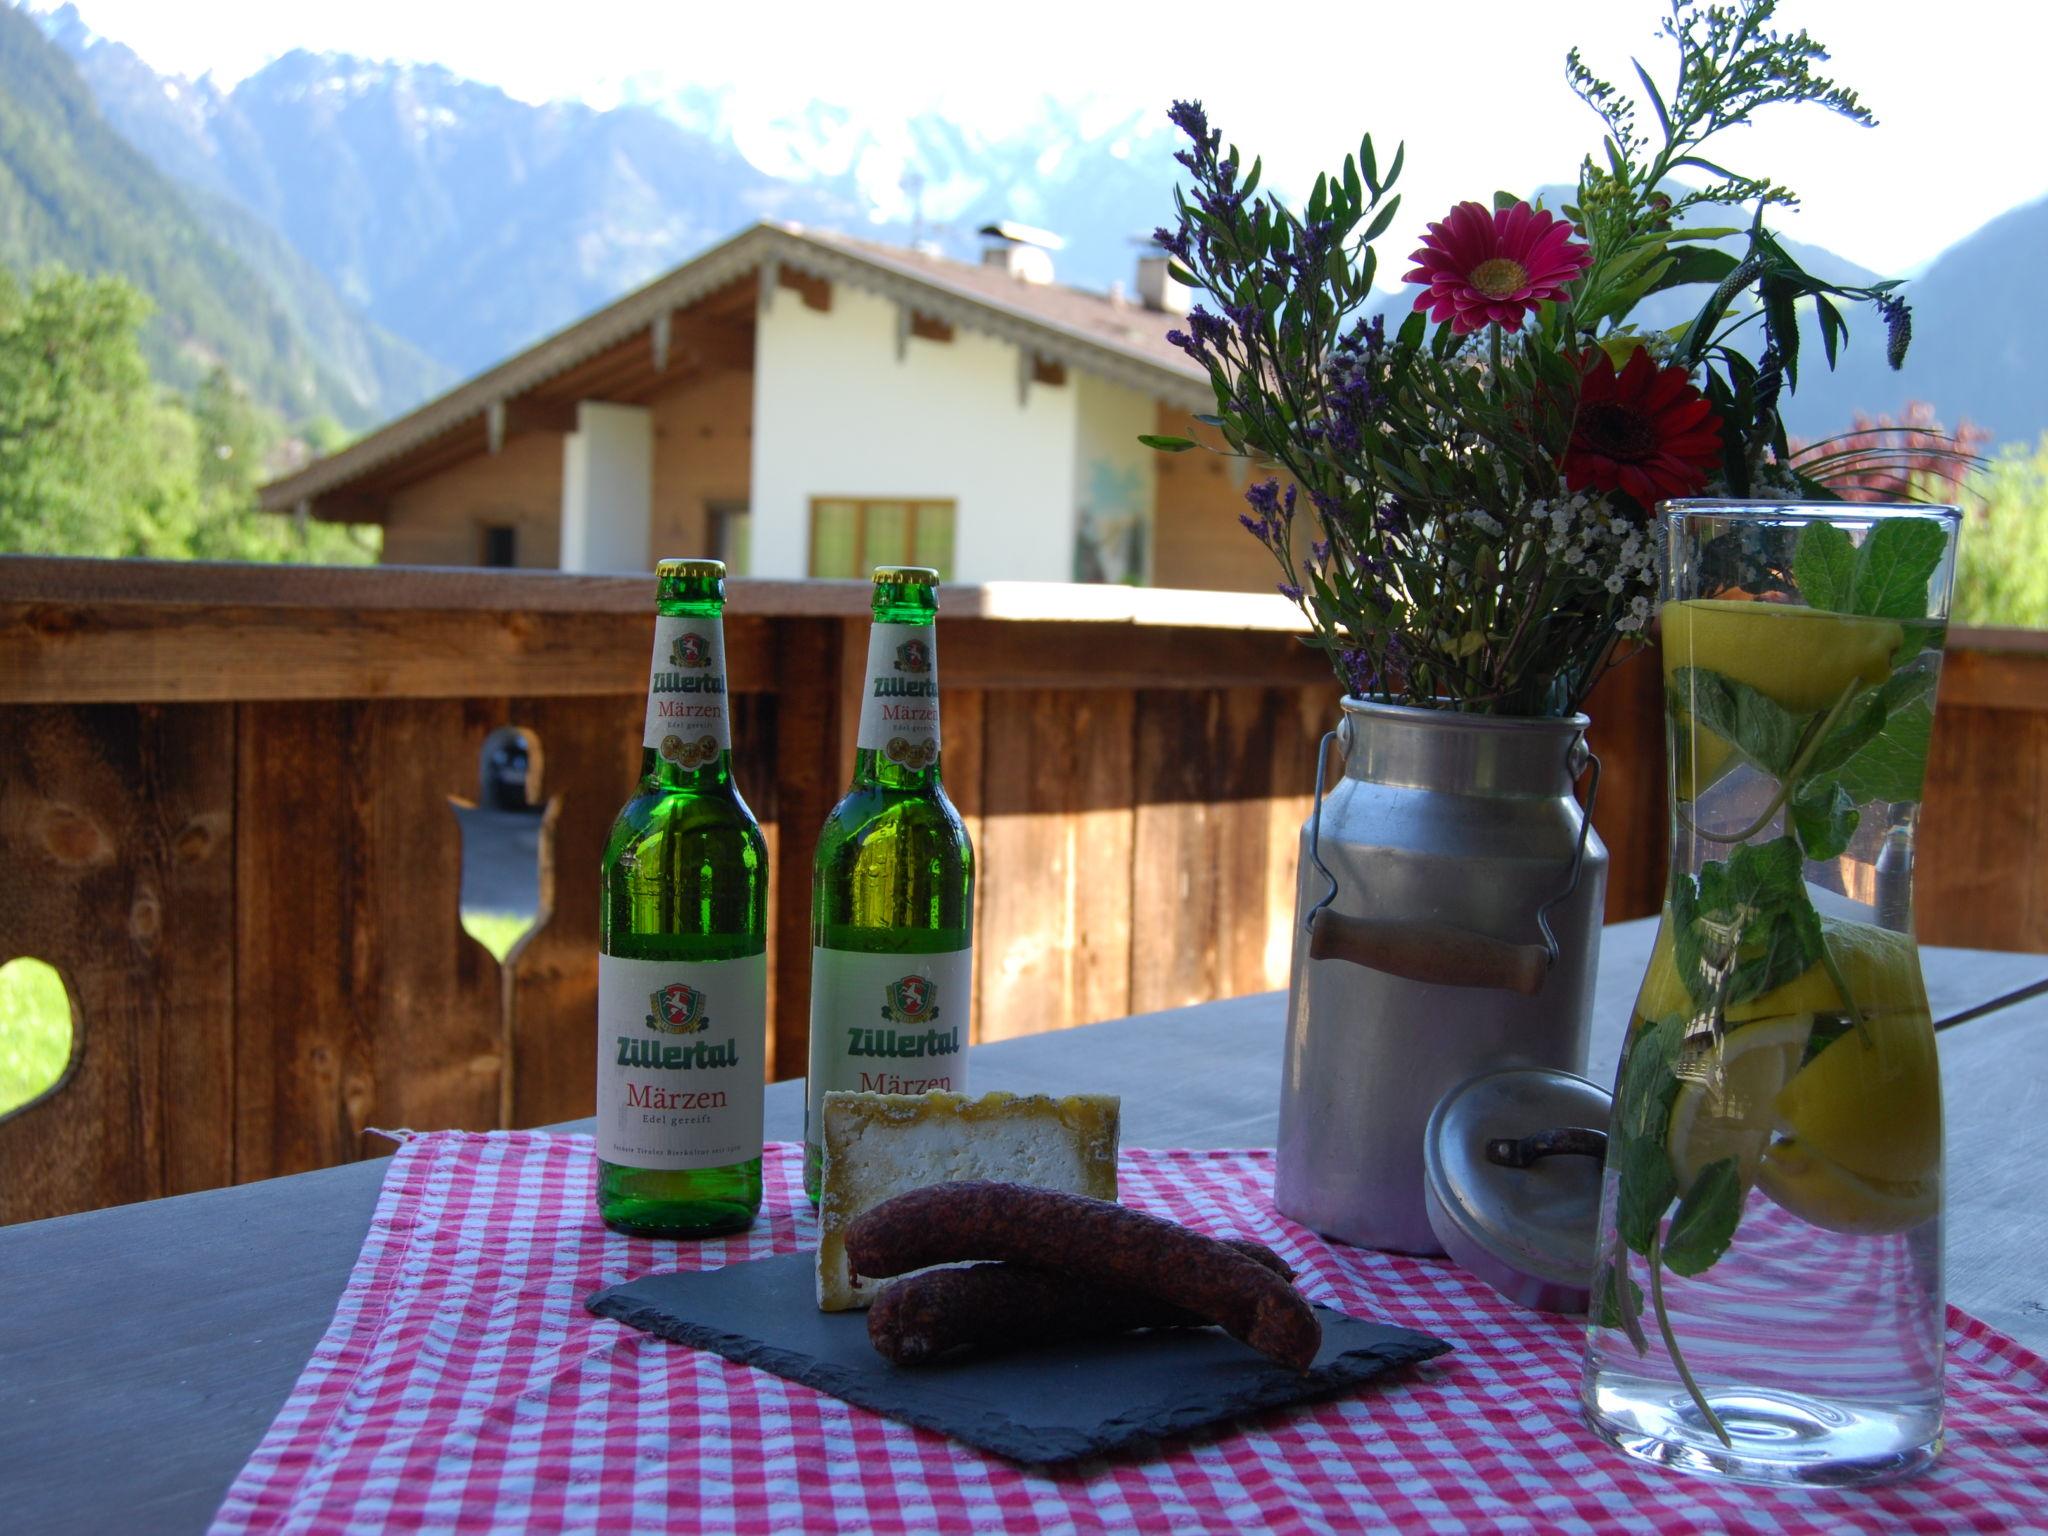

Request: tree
left=0, top=265, right=181, bottom=554
left=1953, top=436, right=2048, bottom=630
left=0, top=265, right=378, bottom=563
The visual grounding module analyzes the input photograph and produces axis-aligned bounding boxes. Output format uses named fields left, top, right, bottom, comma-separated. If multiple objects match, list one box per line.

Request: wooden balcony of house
left=2, top=555, right=2044, bottom=1226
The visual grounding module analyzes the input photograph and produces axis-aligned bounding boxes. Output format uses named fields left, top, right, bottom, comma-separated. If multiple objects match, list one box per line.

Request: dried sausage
left=844, top=1183, right=1321, bottom=1371
left=867, top=1240, right=1296, bottom=1365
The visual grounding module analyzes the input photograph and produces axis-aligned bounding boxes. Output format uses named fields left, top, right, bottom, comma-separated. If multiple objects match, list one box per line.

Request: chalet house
left=259, top=222, right=1267, bottom=591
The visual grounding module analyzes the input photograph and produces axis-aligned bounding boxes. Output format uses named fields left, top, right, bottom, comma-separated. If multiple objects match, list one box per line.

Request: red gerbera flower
left=1404, top=200, right=1591, bottom=334
left=1564, top=347, right=1725, bottom=509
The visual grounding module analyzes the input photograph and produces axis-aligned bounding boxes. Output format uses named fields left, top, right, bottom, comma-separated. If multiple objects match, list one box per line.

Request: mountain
left=41, top=11, right=1190, bottom=377
left=43, top=23, right=867, bottom=375
left=1773, top=194, right=2048, bottom=448
left=32, top=4, right=2038, bottom=449
left=0, top=4, right=445, bottom=426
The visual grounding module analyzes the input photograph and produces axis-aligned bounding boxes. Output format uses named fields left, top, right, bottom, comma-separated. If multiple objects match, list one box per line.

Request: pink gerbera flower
left=1404, top=201, right=1592, bottom=334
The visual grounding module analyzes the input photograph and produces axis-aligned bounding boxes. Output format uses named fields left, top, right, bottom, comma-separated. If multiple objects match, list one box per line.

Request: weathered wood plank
left=233, top=700, right=505, bottom=1179
left=943, top=620, right=1330, bottom=691
left=0, top=705, right=236, bottom=1222
left=1261, top=689, right=1335, bottom=992
left=1582, top=649, right=1668, bottom=923
left=1067, top=691, right=1138, bottom=1027
left=1919, top=704, right=2048, bottom=953
left=1129, top=689, right=1225, bottom=1014
left=767, top=618, right=849, bottom=1083
left=1214, top=687, right=1280, bottom=998
left=974, top=694, right=1071, bottom=1044
left=365, top=701, right=506, bottom=1142
left=938, top=688, right=989, bottom=1040
left=0, top=604, right=780, bottom=706
left=502, top=695, right=642, bottom=1127
left=969, top=689, right=1136, bottom=1043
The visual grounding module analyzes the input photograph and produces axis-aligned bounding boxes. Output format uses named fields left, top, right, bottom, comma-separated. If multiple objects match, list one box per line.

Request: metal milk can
left=1275, top=698, right=1608, bottom=1254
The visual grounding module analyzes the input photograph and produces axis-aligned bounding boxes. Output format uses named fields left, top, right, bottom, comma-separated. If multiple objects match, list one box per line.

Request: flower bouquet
left=1147, top=0, right=1922, bottom=718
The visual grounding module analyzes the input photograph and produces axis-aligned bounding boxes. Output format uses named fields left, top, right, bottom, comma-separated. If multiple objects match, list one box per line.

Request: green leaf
left=1632, top=58, right=1674, bottom=140
left=1849, top=517, right=1950, bottom=619
left=1802, top=686, right=1888, bottom=778
left=1137, top=434, right=1196, bottom=452
left=1834, top=697, right=1934, bottom=805
left=1618, top=1134, right=1678, bottom=1257
left=1644, top=244, right=1741, bottom=298
left=1790, top=779, right=1859, bottom=862
left=1613, top=1015, right=1685, bottom=1256
left=1794, top=522, right=1857, bottom=612
left=1360, top=194, right=1401, bottom=247
left=1670, top=667, right=1805, bottom=779
left=1590, top=1256, right=1649, bottom=1347
left=1672, top=838, right=1824, bottom=1010
left=1662, top=1157, right=1743, bottom=1276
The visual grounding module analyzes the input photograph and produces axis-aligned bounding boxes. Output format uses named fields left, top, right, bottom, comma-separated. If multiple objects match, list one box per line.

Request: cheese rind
left=816, top=1090, right=1120, bottom=1311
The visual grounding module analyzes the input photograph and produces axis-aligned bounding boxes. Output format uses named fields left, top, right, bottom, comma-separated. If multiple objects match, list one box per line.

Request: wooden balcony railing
left=1, top=557, right=2040, bottom=1224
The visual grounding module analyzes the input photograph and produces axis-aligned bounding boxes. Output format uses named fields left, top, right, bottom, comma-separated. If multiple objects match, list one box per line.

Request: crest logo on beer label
left=883, top=737, right=939, bottom=770
left=659, top=732, right=721, bottom=769
left=893, top=638, right=932, bottom=674
left=881, top=974, right=940, bottom=1024
left=671, top=631, right=712, bottom=669
left=646, top=982, right=711, bottom=1035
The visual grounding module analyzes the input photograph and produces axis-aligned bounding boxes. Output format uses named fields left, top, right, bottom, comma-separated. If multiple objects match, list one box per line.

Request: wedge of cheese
left=816, top=1089, right=1121, bottom=1311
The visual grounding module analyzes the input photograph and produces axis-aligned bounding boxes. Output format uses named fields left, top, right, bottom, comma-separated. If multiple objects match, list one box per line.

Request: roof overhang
left=261, top=223, right=1212, bottom=517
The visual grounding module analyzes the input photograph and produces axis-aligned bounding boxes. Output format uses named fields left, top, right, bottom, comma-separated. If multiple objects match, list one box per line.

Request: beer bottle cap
left=657, top=558, right=726, bottom=579
left=872, top=566, right=940, bottom=585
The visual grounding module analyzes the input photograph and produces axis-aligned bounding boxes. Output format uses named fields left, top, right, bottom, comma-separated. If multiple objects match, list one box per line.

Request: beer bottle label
left=806, top=947, right=971, bottom=1136
left=855, top=621, right=940, bottom=769
left=643, top=615, right=731, bottom=765
left=597, top=951, right=765, bottom=1170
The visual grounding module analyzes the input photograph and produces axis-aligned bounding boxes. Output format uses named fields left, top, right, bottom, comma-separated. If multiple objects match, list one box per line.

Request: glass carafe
left=1581, top=501, right=1960, bottom=1487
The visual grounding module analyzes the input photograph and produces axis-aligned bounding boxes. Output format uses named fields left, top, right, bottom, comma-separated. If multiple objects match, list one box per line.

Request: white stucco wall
left=559, top=401, right=652, bottom=573
left=1072, top=373, right=1159, bottom=585
left=748, top=280, right=1080, bottom=583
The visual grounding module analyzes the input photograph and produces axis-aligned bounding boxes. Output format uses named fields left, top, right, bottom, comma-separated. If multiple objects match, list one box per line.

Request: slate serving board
left=586, top=1251, right=1451, bottom=1464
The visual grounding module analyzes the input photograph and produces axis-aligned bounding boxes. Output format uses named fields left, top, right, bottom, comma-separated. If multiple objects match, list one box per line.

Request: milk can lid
left=1422, top=1067, right=1612, bottom=1315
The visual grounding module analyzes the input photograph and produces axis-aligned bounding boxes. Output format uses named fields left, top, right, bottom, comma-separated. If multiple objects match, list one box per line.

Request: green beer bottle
left=805, top=566, right=976, bottom=1199
left=596, top=558, right=767, bottom=1237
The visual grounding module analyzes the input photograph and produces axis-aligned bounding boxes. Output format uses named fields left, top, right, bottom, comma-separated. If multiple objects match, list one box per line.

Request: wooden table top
left=1, top=917, right=2042, bottom=1535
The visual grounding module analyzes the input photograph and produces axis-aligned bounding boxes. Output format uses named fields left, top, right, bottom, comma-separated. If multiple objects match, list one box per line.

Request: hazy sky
left=43, top=0, right=2044, bottom=276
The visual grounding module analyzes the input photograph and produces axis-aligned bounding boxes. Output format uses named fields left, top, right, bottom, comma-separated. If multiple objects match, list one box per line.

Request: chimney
left=1136, top=250, right=1191, bottom=315
left=978, top=221, right=1063, bottom=285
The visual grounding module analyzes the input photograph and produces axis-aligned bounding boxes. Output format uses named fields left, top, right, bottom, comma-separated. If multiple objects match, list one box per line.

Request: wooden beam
left=307, top=493, right=391, bottom=525
left=1031, top=356, right=1067, bottom=387
left=909, top=311, right=954, bottom=343
left=489, top=398, right=579, bottom=452
left=777, top=266, right=832, bottom=312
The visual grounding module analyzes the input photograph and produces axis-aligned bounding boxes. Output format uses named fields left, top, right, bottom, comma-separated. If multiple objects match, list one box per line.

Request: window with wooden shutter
left=807, top=499, right=957, bottom=579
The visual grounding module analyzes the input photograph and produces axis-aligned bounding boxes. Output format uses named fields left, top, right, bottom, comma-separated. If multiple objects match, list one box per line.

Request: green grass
left=461, top=909, right=541, bottom=964
left=0, top=958, right=72, bottom=1117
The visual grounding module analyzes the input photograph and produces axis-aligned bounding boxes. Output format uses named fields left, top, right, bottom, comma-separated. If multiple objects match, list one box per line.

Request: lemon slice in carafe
left=1664, top=1014, right=1812, bottom=1191
left=1661, top=599, right=1902, bottom=799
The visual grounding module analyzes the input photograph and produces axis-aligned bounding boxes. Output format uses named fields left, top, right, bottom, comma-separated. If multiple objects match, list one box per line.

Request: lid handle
left=1483, top=1126, right=1609, bottom=1167
left=1307, top=909, right=1551, bottom=995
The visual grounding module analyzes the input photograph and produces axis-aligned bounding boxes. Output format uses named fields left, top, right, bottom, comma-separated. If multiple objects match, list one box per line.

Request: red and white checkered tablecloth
left=209, top=1133, right=2048, bottom=1535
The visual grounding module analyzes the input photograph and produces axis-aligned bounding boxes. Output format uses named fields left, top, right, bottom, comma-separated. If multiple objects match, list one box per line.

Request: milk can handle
left=1303, top=720, right=1602, bottom=997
